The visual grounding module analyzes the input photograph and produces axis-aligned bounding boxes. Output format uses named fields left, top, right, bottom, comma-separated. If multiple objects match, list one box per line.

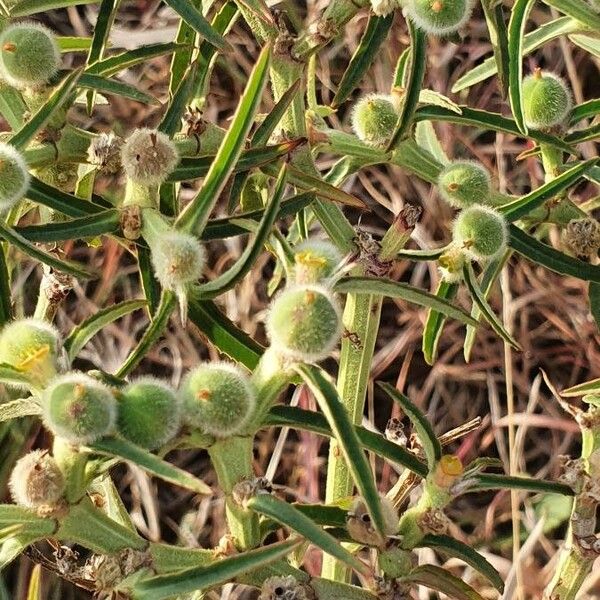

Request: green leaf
left=0, top=245, right=11, bottom=325
left=377, top=381, right=442, bottom=469
left=292, top=503, right=349, bottom=528
left=10, top=0, right=96, bottom=15
left=0, top=84, right=26, bottom=130
left=89, top=436, right=212, bottom=495
left=9, top=69, right=82, bottom=150
left=570, top=99, right=600, bottom=125
left=247, top=494, right=368, bottom=574
left=468, top=473, right=573, bottom=496
left=331, top=13, right=394, bottom=108
left=507, top=0, right=535, bottom=135
left=0, top=363, right=33, bottom=388
left=235, top=0, right=274, bottom=28
left=0, top=222, right=97, bottom=280
left=0, top=398, right=41, bottom=423
left=561, top=378, right=600, bottom=397
left=265, top=405, right=428, bottom=477
left=132, top=538, right=301, bottom=600
left=508, top=223, right=600, bottom=283
left=333, top=277, right=477, bottom=326
left=176, top=44, right=271, bottom=234
left=295, top=364, right=389, bottom=538
left=196, top=163, right=286, bottom=298
left=481, top=0, right=510, bottom=97
left=138, top=245, right=161, bottom=315
left=418, top=535, right=504, bottom=592
left=159, top=64, right=198, bottom=137
left=64, top=299, right=147, bottom=361
left=542, top=0, right=600, bottom=31
left=418, top=89, right=462, bottom=114
left=187, top=299, right=264, bottom=370
left=401, top=564, right=486, bottom=600
left=569, top=33, right=600, bottom=58
left=462, top=262, right=521, bottom=350
left=15, top=210, right=120, bottom=243
left=57, top=36, right=93, bottom=53
left=163, top=0, right=230, bottom=51
left=79, top=73, right=159, bottom=106
left=422, top=280, right=458, bottom=366
left=415, top=121, right=449, bottom=166
left=387, top=22, right=426, bottom=149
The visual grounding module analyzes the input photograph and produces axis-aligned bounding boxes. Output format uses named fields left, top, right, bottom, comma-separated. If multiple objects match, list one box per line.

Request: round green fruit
left=117, top=377, right=181, bottom=449
left=407, top=0, right=473, bottom=35
left=453, top=205, right=507, bottom=261
left=437, top=160, right=491, bottom=208
left=266, top=285, right=342, bottom=363
left=522, top=70, right=571, bottom=130
left=351, top=94, right=398, bottom=147
left=180, top=362, right=255, bottom=437
left=0, top=143, right=29, bottom=212
left=292, top=239, right=343, bottom=285
left=0, top=23, right=60, bottom=88
left=42, top=373, right=117, bottom=444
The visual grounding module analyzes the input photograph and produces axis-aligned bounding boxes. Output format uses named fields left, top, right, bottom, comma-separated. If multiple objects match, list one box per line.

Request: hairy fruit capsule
left=266, top=285, right=342, bottom=363
left=0, top=142, right=30, bottom=212
left=453, top=205, right=507, bottom=261
left=180, top=362, right=256, bottom=437
left=346, top=495, right=398, bottom=546
left=42, top=372, right=117, bottom=444
left=406, top=0, right=473, bottom=35
left=351, top=94, right=398, bottom=148
left=121, top=128, right=179, bottom=186
left=88, top=132, right=123, bottom=174
left=437, top=160, right=491, bottom=208
left=0, top=318, right=63, bottom=387
left=522, top=69, right=572, bottom=130
left=117, top=377, right=181, bottom=449
left=0, top=23, right=60, bottom=88
left=292, top=239, right=343, bottom=285
left=563, top=217, right=600, bottom=259
left=259, top=576, right=311, bottom=600
left=9, top=450, right=65, bottom=509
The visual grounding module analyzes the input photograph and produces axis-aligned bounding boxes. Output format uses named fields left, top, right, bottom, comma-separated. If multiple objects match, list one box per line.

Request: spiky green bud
left=453, top=205, right=507, bottom=261
left=522, top=69, right=571, bottom=130
left=351, top=94, right=398, bottom=148
left=117, top=377, right=181, bottom=449
left=0, top=142, right=30, bottom=212
left=292, top=239, right=343, bottom=285
left=0, top=318, right=63, bottom=387
left=406, top=0, right=473, bottom=35
left=180, top=362, right=256, bottom=437
left=42, top=372, right=117, bottom=444
left=437, top=160, right=491, bottom=208
left=121, top=128, right=179, bottom=186
left=0, top=23, right=60, bottom=88
left=9, top=450, right=65, bottom=509
left=267, top=285, right=342, bottom=363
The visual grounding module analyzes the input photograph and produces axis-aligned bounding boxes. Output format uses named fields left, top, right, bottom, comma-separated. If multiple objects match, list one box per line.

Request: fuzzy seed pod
left=42, top=372, right=117, bottom=444
left=259, top=576, right=312, bottom=600
left=351, top=94, right=398, bottom=148
left=267, top=285, right=342, bottom=363
left=406, top=0, right=473, bottom=35
left=87, top=133, right=123, bottom=174
left=346, top=495, right=398, bottom=546
left=117, top=377, right=181, bottom=449
left=180, top=362, right=256, bottom=437
left=437, top=160, right=491, bottom=208
left=370, top=0, right=400, bottom=16
left=522, top=70, right=572, bottom=130
left=9, top=450, right=65, bottom=509
left=453, top=205, right=507, bottom=261
left=121, top=128, right=179, bottom=186
left=292, top=239, right=343, bottom=285
left=0, top=318, right=63, bottom=387
left=0, top=23, right=60, bottom=88
left=563, top=217, right=600, bottom=259
left=0, top=142, right=30, bottom=212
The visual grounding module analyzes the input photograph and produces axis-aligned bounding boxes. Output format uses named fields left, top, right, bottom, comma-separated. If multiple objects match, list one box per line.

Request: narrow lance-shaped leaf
left=0, top=83, right=26, bottom=130
left=159, top=63, right=198, bottom=137
left=481, top=0, right=510, bottom=97
left=561, top=378, right=600, bottom=397
left=0, top=398, right=42, bottom=423
left=295, top=364, right=389, bottom=537
left=542, top=0, right=600, bottom=32
left=401, top=565, right=487, bottom=600
left=377, top=381, right=442, bottom=469
left=467, top=473, right=573, bottom=496
left=79, top=73, right=159, bottom=106
left=176, top=44, right=271, bottom=234
left=0, top=245, right=11, bottom=325
left=10, top=0, right=96, bottom=15
left=422, top=280, right=458, bottom=366
left=247, top=494, right=369, bottom=574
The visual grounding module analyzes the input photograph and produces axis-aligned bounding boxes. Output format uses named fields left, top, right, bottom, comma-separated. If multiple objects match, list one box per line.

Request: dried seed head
left=453, top=204, right=507, bottom=261
left=0, top=22, right=60, bottom=88
left=406, top=0, right=474, bottom=35
left=346, top=496, right=398, bottom=546
left=370, top=0, right=400, bottom=16
left=292, top=239, right=343, bottom=285
left=121, top=128, right=179, bottom=186
left=9, top=450, right=65, bottom=509
left=0, top=142, right=30, bottom=212
left=0, top=318, right=63, bottom=387
left=563, top=217, right=600, bottom=259
left=266, top=284, right=342, bottom=363
left=417, top=507, right=449, bottom=535
left=180, top=362, right=256, bottom=437
left=385, top=417, right=408, bottom=446
left=87, top=133, right=123, bottom=174
left=42, top=372, right=117, bottom=444
left=351, top=94, right=399, bottom=148
left=232, top=477, right=273, bottom=508
left=437, top=160, right=491, bottom=208
left=259, top=576, right=312, bottom=600
left=522, top=70, right=572, bottom=130
left=117, top=377, right=181, bottom=450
